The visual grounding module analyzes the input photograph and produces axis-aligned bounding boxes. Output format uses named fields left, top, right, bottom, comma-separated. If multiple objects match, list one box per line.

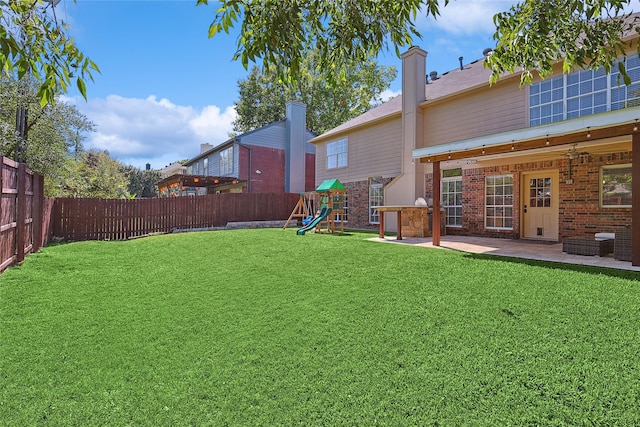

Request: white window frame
left=369, top=177, right=384, bottom=224
left=485, top=174, right=514, bottom=230
left=327, top=138, right=348, bottom=169
left=441, top=168, right=462, bottom=227
left=529, top=54, right=640, bottom=126
left=203, top=157, right=209, bottom=175
left=220, top=147, right=234, bottom=175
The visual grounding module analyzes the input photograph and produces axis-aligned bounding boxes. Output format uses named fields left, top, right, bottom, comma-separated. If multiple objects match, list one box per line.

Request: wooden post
left=632, top=132, right=640, bottom=266
left=379, top=210, right=385, bottom=238
left=396, top=210, right=403, bottom=240
left=432, top=161, right=441, bottom=246
left=16, top=163, right=26, bottom=263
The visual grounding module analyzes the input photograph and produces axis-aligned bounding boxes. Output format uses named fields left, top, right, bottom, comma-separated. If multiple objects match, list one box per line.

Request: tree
left=233, top=52, right=397, bottom=135
left=0, top=75, right=94, bottom=196
left=121, top=164, right=161, bottom=198
left=0, top=0, right=98, bottom=106
left=73, top=150, right=130, bottom=199
left=200, top=0, right=640, bottom=87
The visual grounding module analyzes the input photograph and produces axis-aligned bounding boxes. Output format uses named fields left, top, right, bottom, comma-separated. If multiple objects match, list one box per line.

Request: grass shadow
left=463, top=252, right=640, bottom=281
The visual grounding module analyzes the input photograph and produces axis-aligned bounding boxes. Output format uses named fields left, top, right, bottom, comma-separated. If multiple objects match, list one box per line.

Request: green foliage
left=201, top=0, right=640, bottom=88
left=0, top=0, right=99, bottom=106
left=200, top=0, right=443, bottom=86
left=2, top=229, right=640, bottom=424
left=72, top=149, right=130, bottom=199
left=121, top=164, right=161, bottom=198
left=234, top=51, right=397, bottom=135
left=486, top=0, right=639, bottom=86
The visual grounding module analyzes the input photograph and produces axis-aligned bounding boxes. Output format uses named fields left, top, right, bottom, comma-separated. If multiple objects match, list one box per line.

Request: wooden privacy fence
left=1, top=156, right=49, bottom=273
left=51, top=192, right=300, bottom=241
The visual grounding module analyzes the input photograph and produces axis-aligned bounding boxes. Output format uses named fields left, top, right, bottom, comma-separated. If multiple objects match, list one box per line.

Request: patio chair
left=614, top=228, right=632, bottom=262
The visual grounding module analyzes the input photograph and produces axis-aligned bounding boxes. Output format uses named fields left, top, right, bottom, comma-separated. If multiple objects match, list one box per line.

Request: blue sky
left=58, top=0, right=518, bottom=169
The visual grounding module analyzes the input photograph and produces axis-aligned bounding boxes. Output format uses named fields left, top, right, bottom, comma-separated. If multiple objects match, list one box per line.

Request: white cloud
left=379, top=88, right=402, bottom=102
left=419, top=1, right=515, bottom=36
left=74, top=95, right=236, bottom=169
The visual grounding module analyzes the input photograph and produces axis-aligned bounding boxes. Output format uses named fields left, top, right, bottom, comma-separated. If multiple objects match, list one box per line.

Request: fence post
left=16, top=163, right=26, bottom=263
left=32, top=172, right=43, bottom=252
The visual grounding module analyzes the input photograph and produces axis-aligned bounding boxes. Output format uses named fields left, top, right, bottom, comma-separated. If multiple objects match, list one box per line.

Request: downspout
left=238, top=141, right=252, bottom=193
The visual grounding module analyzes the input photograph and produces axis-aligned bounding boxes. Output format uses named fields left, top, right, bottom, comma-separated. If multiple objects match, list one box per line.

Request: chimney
left=200, top=143, right=213, bottom=154
left=459, top=57, right=464, bottom=70
left=285, top=101, right=307, bottom=193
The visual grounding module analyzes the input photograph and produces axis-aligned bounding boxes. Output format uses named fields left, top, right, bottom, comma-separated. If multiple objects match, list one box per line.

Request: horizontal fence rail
left=1, top=156, right=47, bottom=273
left=51, top=193, right=300, bottom=242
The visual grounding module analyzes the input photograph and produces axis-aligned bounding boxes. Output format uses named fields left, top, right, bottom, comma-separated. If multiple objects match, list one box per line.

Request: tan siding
left=315, top=117, right=402, bottom=185
left=421, top=81, right=528, bottom=148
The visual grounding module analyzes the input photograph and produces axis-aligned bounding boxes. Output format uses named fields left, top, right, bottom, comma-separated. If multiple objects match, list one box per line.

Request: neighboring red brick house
left=312, top=32, right=639, bottom=265
left=158, top=101, right=315, bottom=196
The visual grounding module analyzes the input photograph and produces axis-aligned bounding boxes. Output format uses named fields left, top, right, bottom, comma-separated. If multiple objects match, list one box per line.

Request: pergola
left=157, top=174, right=240, bottom=197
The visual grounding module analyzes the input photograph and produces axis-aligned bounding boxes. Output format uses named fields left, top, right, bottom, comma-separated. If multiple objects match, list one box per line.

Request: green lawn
left=1, top=229, right=639, bottom=426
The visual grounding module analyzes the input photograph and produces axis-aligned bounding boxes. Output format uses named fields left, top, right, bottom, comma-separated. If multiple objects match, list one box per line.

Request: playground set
left=284, top=179, right=346, bottom=235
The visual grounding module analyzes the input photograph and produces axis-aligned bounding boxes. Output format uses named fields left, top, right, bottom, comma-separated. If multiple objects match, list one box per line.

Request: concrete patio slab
left=368, top=235, right=640, bottom=272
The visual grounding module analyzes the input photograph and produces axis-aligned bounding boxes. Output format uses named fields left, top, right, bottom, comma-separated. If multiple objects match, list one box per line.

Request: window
left=369, top=177, right=384, bottom=224
left=327, top=138, right=348, bottom=169
left=601, top=164, right=632, bottom=207
left=529, top=54, right=640, bottom=126
left=485, top=175, right=514, bottom=230
left=220, top=147, right=234, bottom=175
left=442, top=168, right=462, bottom=227
left=203, top=157, right=209, bottom=175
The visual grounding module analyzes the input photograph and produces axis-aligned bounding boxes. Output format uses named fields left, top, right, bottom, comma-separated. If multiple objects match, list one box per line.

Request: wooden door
left=522, top=171, right=559, bottom=241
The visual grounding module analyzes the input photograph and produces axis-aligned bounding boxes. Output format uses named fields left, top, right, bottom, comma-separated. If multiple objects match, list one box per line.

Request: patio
left=369, top=235, right=640, bottom=272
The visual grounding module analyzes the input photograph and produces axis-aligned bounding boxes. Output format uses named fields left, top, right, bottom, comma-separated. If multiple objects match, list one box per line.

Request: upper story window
left=220, top=147, right=234, bottom=175
left=529, top=55, right=640, bottom=126
left=327, top=138, right=348, bottom=169
left=203, top=157, right=209, bottom=175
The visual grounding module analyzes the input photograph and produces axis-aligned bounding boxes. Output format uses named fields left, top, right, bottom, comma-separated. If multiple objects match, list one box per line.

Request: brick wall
left=342, top=177, right=395, bottom=230
left=421, top=151, right=632, bottom=240
left=247, top=145, right=286, bottom=193
left=305, top=153, right=316, bottom=192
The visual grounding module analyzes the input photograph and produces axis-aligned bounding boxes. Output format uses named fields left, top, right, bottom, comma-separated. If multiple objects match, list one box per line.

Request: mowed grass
left=1, top=229, right=640, bottom=426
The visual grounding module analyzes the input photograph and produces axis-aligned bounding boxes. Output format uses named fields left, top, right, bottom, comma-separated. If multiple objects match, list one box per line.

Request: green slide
left=296, top=207, right=332, bottom=235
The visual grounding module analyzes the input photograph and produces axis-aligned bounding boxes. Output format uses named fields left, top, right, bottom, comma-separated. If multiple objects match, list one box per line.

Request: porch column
left=633, top=133, right=640, bottom=266
left=432, top=161, right=441, bottom=246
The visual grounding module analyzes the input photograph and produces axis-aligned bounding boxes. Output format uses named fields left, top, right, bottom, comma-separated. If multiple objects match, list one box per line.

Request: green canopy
left=315, top=179, right=345, bottom=192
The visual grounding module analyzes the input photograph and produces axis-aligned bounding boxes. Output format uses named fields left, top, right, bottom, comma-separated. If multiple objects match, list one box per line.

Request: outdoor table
left=374, top=205, right=430, bottom=241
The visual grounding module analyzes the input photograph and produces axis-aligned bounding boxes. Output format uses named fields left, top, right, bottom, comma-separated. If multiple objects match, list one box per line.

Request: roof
left=311, top=55, right=506, bottom=144
left=315, top=179, right=346, bottom=192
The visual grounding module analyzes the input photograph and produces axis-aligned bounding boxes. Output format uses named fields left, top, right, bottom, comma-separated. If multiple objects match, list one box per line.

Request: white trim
left=412, top=107, right=640, bottom=159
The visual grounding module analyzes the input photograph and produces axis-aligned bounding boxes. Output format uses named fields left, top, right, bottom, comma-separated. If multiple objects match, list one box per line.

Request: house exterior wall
left=341, top=177, right=396, bottom=230
left=243, top=144, right=286, bottom=193
left=423, top=151, right=632, bottom=240
left=315, top=117, right=402, bottom=185
left=421, top=80, right=528, bottom=149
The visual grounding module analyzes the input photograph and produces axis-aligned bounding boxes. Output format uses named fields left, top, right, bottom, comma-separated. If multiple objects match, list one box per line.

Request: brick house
left=311, top=41, right=639, bottom=265
left=158, top=101, right=316, bottom=196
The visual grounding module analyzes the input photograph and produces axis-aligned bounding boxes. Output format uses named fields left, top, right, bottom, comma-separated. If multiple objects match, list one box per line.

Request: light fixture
left=193, top=177, right=199, bottom=183
left=255, top=169, right=262, bottom=174
left=427, top=157, right=431, bottom=163
left=481, top=145, right=485, bottom=155
left=214, top=178, right=219, bottom=184
left=448, top=151, right=451, bottom=160
left=634, top=119, right=638, bottom=132
left=587, top=127, right=591, bottom=138
left=546, top=134, right=549, bottom=146
left=511, top=141, right=515, bottom=150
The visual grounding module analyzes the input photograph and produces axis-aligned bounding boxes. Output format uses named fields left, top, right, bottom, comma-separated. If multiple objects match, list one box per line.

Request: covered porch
left=413, top=108, right=640, bottom=267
